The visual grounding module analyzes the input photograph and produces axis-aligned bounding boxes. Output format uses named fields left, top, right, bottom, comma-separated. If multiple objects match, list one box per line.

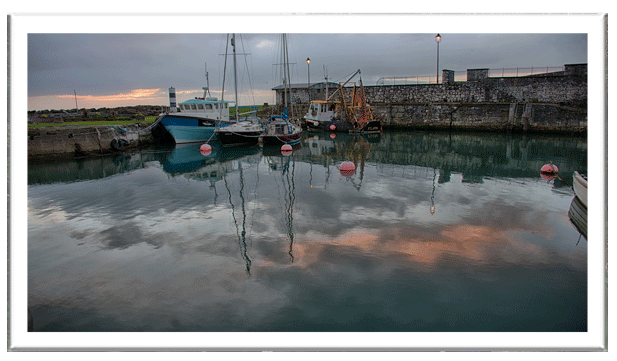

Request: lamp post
left=306, top=57, right=311, bottom=102
left=435, top=34, right=441, bottom=84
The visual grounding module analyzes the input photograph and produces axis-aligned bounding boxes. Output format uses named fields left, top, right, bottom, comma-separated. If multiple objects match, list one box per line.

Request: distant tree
left=81, top=108, right=89, bottom=118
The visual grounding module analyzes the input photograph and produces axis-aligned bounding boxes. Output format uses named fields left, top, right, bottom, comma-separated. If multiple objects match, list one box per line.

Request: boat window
left=206, top=104, right=212, bottom=110
left=191, top=104, right=197, bottom=110
left=198, top=104, right=204, bottom=110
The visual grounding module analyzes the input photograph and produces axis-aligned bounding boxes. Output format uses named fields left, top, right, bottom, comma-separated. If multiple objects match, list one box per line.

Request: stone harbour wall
left=364, top=64, right=587, bottom=133
left=28, top=124, right=155, bottom=159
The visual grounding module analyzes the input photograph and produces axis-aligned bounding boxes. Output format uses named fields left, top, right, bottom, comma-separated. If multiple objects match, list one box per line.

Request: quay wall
left=28, top=124, right=155, bottom=159
left=363, top=64, right=587, bottom=133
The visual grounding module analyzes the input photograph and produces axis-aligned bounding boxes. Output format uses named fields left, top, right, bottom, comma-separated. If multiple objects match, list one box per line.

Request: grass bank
left=28, top=116, right=159, bottom=129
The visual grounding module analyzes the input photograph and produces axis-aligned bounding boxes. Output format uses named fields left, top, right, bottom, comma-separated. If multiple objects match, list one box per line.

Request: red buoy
left=330, top=133, right=336, bottom=139
left=540, top=163, right=559, bottom=174
left=330, top=124, right=336, bottom=131
left=340, top=161, right=355, bottom=171
left=281, top=144, right=293, bottom=156
left=340, top=161, right=356, bottom=177
left=200, top=143, right=212, bottom=156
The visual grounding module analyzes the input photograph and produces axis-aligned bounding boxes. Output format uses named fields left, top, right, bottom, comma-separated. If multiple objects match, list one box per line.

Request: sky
left=25, top=20, right=589, bottom=111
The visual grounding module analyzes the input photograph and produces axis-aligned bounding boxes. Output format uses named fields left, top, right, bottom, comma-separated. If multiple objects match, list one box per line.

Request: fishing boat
left=303, top=69, right=382, bottom=134
left=259, top=34, right=302, bottom=146
left=572, top=171, right=587, bottom=208
left=159, top=91, right=234, bottom=144
left=304, top=100, right=342, bottom=131
left=158, top=58, right=235, bottom=145
left=158, top=89, right=234, bottom=144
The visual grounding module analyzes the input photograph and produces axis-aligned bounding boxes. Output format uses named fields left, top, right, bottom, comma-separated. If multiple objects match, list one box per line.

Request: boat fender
left=111, top=138, right=129, bottom=151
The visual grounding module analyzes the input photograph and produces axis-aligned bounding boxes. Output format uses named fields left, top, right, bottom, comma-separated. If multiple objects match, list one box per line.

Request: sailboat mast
left=283, top=34, right=288, bottom=110
left=219, top=34, right=230, bottom=121
left=232, top=33, right=239, bottom=121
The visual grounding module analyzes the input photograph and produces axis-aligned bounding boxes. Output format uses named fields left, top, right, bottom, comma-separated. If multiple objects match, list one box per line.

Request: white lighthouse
left=168, top=87, right=177, bottom=112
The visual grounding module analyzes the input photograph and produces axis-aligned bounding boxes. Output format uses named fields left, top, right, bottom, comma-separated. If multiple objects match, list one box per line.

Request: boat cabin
left=175, top=97, right=235, bottom=121
left=304, top=100, right=341, bottom=122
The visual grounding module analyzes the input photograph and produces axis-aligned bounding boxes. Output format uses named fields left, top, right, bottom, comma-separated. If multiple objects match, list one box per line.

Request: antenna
left=323, top=66, right=329, bottom=99
left=74, top=90, right=78, bottom=113
left=203, top=62, right=211, bottom=98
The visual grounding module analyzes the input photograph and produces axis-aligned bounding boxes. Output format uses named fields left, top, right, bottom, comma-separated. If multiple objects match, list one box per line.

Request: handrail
left=376, top=66, right=566, bottom=85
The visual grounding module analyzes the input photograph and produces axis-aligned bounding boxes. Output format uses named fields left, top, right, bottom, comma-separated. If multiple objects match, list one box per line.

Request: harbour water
left=27, top=130, right=588, bottom=332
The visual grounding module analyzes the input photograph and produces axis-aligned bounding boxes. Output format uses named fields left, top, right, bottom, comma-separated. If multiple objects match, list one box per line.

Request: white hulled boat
left=216, top=34, right=264, bottom=146
left=572, top=171, right=587, bottom=208
left=259, top=34, right=302, bottom=146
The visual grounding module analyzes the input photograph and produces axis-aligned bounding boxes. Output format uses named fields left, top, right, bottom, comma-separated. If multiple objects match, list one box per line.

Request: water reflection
left=27, top=130, right=588, bottom=332
left=28, top=131, right=587, bottom=187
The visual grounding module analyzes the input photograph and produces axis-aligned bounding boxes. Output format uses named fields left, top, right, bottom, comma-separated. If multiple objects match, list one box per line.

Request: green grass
left=28, top=117, right=158, bottom=129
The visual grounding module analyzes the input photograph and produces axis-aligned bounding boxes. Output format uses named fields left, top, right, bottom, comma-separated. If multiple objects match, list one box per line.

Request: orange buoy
left=200, top=143, right=212, bottom=156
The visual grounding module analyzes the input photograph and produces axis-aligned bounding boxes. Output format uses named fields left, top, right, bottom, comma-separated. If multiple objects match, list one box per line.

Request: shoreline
left=26, top=122, right=586, bottom=161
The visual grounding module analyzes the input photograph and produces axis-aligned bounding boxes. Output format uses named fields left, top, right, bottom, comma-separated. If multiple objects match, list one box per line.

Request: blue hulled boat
left=159, top=87, right=235, bottom=144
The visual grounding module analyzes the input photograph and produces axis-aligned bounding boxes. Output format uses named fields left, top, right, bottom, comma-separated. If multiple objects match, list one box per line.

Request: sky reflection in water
left=27, top=131, right=587, bottom=332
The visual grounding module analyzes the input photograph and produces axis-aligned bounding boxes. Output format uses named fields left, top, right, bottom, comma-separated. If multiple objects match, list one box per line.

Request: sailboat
left=303, top=69, right=381, bottom=134
left=259, top=34, right=303, bottom=146
left=216, top=34, right=264, bottom=147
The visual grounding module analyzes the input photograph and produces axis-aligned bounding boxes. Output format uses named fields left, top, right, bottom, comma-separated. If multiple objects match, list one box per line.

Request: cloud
left=255, top=39, right=275, bottom=49
left=57, top=88, right=163, bottom=103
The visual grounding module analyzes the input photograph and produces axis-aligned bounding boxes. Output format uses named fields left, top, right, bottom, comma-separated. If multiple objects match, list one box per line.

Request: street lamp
left=306, top=57, right=311, bottom=102
left=435, top=34, right=441, bottom=84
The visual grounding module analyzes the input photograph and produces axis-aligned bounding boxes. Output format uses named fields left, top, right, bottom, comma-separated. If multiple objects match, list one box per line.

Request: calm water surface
left=28, top=131, right=588, bottom=332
